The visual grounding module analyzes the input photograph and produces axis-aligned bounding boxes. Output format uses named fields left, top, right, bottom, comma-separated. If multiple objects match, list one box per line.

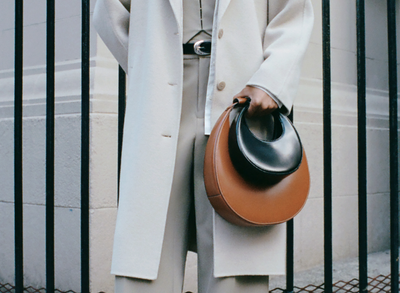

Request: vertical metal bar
left=14, top=0, right=24, bottom=292
left=46, top=0, right=55, bottom=292
left=322, top=1, right=333, bottom=292
left=81, top=0, right=90, bottom=291
left=286, top=110, right=294, bottom=293
left=356, top=0, right=368, bottom=292
left=386, top=0, right=399, bottom=292
left=286, top=219, right=294, bottom=293
left=117, top=66, right=126, bottom=203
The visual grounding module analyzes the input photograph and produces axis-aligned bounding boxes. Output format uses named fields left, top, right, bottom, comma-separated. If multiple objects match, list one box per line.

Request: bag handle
left=232, top=96, right=251, bottom=106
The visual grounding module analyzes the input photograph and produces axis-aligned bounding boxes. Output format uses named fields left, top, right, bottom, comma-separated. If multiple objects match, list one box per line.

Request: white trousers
left=115, top=56, right=270, bottom=293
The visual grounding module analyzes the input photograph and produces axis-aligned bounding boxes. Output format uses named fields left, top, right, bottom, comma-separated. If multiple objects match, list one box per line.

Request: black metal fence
left=7, top=0, right=399, bottom=292
left=13, top=0, right=91, bottom=292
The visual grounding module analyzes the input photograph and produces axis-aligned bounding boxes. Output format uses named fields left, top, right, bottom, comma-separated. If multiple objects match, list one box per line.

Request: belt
left=183, top=40, right=211, bottom=56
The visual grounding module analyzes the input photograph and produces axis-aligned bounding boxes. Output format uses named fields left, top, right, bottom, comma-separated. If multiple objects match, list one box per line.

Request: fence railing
left=14, top=1, right=24, bottom=292
left=387, top=0, right=399, bottom=291
left=45, top=0, right=55, bottom=292
left=322, top=0, right=333, bottom=291
left=8, top=0, right=400, bottom=292
left=356, top=1, right=367, bottom=291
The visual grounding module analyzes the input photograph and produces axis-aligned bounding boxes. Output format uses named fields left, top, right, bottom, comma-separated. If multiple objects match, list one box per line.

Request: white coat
left=93, top=0, right=314, bottom=280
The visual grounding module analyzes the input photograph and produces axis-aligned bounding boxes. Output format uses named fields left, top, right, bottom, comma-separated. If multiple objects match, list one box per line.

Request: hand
left=233, top=86, right=278, bottom=117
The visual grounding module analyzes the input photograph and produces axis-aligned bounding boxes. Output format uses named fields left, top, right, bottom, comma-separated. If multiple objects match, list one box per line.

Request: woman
left=93, top=0, right=314, bottom=292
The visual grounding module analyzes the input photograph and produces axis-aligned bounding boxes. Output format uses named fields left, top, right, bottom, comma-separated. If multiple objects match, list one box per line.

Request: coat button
left=218, top=29, right=224, bottom=39
left=217, top=81, right=226, bottom=91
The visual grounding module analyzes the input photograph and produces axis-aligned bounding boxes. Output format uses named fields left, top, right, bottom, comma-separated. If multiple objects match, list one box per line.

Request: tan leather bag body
left=204, top=99, right=310, bottom=227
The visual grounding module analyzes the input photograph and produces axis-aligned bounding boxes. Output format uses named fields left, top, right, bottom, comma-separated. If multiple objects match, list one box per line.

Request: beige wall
left=0, top=0, right=118, bottom=291
left=0, top=0, right=398, bottom=292
left=291, top=0, right=399, bottom=271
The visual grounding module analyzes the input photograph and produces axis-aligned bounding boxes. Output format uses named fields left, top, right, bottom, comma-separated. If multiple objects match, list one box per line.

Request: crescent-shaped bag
left=229, top=98, right=303, bottom=184
left=203, top=97, right=310, bottom=226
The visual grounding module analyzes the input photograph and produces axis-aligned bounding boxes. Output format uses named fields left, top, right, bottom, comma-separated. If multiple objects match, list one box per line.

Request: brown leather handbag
left=203, top=97, right=310, bottom=227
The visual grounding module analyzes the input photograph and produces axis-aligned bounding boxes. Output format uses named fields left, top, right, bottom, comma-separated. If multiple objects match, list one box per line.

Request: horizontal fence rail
left=6, top=0, right=399, bottom=292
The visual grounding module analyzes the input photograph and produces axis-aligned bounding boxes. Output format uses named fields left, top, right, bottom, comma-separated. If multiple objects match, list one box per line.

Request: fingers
left=233, top=86, right=278, bottom=117
left=248, top=95, right=278, bottom=117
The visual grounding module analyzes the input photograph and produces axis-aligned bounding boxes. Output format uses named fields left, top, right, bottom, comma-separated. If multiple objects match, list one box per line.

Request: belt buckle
left=194, top=40, right=210, bottom=56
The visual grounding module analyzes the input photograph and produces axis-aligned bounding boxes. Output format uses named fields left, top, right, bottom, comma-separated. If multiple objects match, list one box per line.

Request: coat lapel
left=217, top=0, right=232, bottom=24
left=168, top=0, right=183, bottom=29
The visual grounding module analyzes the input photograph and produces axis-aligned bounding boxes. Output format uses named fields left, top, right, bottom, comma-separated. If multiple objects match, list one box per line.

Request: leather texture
left=229, top=99, right=303, bottom=184
left=204, top=100, right=310, bottom=227
left=183, top=41, right=212, bottom=55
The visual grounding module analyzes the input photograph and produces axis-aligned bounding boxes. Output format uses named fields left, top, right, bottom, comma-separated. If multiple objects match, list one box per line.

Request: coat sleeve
left=246, top=0, right=314, bottom=114
left=93, top=0, right=131, bottom=73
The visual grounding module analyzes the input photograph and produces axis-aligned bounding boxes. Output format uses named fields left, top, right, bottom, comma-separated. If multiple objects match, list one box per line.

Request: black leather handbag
left=228, top=98, right=303, bottom=184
